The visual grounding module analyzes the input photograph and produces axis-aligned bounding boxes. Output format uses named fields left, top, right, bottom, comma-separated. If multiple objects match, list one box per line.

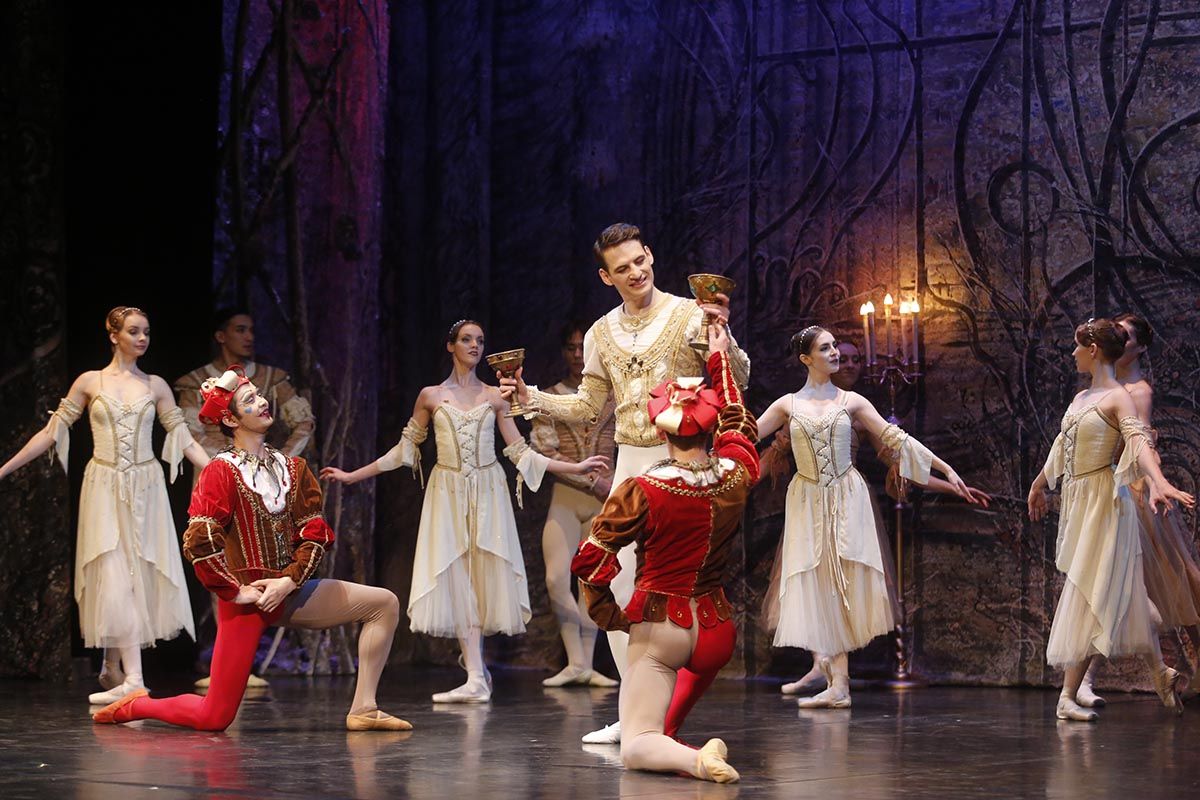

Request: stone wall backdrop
left=2, top=1, right=1197, bottom=691
left=376, top=0, right=1200, bottom=691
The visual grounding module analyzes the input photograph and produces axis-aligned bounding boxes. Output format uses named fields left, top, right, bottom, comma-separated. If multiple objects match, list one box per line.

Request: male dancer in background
left=532, top=320, right=620, bottom=687
left=502, top=223, right=750, bottom=743
left=176, top=308, right=316, bottom=688
left=176, top=308, right=315, bottom=472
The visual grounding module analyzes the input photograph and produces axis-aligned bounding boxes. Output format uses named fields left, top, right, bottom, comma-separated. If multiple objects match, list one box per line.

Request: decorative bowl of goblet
left=687, top=273, right=737, bottom=353
left=486, top=348, right=528, bottom=418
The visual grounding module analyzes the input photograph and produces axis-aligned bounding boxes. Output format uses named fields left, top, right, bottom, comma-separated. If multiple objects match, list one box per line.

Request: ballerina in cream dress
left=1115, top=313, right=1200, bottom=701
left=762, top=416, right=992, bottom=693
left=755, top=326, right=974, bottom=708
left=0, top=307, right=209, bottom=705
left=1027, top=318, right=1195, bottom=722
left=322, top=320, right=608, bottom=703
left=1071, top=313, right=1200, bottom=708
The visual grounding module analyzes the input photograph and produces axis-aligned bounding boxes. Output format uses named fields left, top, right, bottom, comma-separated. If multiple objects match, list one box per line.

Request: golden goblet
left=486, top=348, right=529, bottom=418
left=687, top=273, right=737, bottom=353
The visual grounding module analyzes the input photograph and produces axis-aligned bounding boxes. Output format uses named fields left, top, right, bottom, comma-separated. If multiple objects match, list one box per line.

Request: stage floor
left=1, top=669, right=1197, bottom=799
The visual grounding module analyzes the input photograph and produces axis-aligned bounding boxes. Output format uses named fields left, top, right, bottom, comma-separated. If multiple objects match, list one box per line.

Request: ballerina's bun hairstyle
left=446, top=318, right=483, bottom=344
left=105, top=306, right=148, bottom=338
left=1074, top=318, right=1127, bottom=362
left=1113, top=312, right=1153, bottom=349
left=789, top=325, right=828, bottom=359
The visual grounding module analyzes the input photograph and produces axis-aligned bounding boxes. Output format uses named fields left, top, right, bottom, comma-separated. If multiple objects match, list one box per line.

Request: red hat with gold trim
left=198, top=365, right=251, bottom=425
left=648, top=377, right=721, bottom=437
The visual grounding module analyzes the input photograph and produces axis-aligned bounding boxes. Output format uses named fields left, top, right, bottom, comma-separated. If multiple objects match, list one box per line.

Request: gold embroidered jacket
left=183, top=454, right=332, bottom=601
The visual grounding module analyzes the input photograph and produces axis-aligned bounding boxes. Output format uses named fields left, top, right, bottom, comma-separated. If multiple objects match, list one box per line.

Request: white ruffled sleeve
left=158, top=406, right=196, bottom=484
left=1114, top=417, right=1152, bottom=492
left=879, top=423, right=933, bottom=485
left=376, top=418, right=428, bottom=488
left=47, top=397, right=83, bottom=474
left=1041, top=432, right=1067, bottom=491
left=502, top=439, right=549, bottom=509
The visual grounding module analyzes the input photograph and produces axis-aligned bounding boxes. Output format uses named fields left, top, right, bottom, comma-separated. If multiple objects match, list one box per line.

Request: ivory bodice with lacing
left=433, top=403, right=498, bottom=474
left=779, top=391, right=934, bottom=581
left=789, top=405, right=856, bottom=488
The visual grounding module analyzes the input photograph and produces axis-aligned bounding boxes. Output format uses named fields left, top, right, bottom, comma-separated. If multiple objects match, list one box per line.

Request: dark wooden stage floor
left=2, top=669, right=1197, bottom=799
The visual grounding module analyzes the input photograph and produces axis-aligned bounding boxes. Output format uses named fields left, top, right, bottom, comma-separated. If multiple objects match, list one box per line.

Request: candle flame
left=859, top=303, right=869, bottom=315
left=883, top=292, right=894, bottom=306
left=910, top=298, right=920, bottom=313
left=899, top=301, right=911, bottom=314
left=864, top=301, right=875, bottom=314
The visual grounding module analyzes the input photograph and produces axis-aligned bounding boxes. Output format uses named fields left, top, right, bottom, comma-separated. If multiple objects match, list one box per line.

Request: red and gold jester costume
left=185, top=450, right=332, bottom=602
left=571, top=349, right=759, bottom=748
left=94, top=366, right=408, bottom=732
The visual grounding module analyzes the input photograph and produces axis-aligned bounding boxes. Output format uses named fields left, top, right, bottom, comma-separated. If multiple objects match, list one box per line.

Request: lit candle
left=860, top=303, right=871, bottom=366
left=864, top=301, right=876, bottom=364
left=911, top=298, right=920, bottom=364
left=899, top=300, right=911, bottom=362
left=884, top=293, right=894, bottom=359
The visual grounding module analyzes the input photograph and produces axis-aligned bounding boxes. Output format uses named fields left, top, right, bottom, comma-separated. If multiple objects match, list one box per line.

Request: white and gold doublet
left=528, top=293, right=750, bottom=447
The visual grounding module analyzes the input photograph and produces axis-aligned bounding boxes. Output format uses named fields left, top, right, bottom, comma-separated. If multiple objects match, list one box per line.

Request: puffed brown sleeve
left=571, top=478, right=651, bottom=632
left=280, top=459, right=334, bottom=586
left=183, top=460, right=242, bottom=601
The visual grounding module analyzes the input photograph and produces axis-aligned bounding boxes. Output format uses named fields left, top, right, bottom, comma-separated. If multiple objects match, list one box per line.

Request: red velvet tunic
left=571, top=351, right=760, bottom=632
left=182, top=449, right=333, bottom=601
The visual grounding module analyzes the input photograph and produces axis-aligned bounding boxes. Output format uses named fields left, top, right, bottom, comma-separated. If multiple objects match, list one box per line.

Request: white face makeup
left=225, top=382, right=272, bottom=432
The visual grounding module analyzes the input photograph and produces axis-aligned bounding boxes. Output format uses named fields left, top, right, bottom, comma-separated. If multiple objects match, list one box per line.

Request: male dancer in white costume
left=502, top=223, right=750, bottom=742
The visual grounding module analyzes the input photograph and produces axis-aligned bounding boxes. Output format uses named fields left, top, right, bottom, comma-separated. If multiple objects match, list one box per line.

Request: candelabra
left=859, top=293, right=925, bottom=688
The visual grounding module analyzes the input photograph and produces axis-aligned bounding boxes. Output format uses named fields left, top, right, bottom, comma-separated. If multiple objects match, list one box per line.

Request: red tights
left=125, top=599, right=277, bottom=731
left=663, top=618, right=736, bottom=739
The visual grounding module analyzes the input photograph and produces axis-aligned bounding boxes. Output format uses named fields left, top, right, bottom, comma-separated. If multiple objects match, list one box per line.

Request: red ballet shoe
left=92, top=688, right=148, bottom=724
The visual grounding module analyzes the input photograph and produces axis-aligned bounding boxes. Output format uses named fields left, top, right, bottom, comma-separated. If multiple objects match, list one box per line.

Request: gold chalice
left=486, top=348, right=529, bottom=418
left=687, top=273, right=736, bottom=353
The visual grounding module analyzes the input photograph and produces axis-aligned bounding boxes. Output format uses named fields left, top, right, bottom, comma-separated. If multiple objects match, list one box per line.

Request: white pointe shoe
left=696, top=738, right=740, bottom=783
left=1075, top=680, right=1105, bottom=708
left=1056, top=696, right=1099, bottom=722
left=543, top=665, right=593, bottom=687
left=587, top=671, right=619, bottom=688
left=89, top=678, right=147, bottom=706
left=796, top=686, right=851, bottom=709
left=432, top=677, right=491, bottom=704
left=98, top=664, right=125, bottom=691
left=781, top=669, right=827, bottom=696
left=581, top=720, right=621, bottom=744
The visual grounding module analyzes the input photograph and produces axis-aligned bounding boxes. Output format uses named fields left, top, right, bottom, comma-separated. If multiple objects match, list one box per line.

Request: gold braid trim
left=585, top=533, right=619, bottom=554
left=639, top=464, right=747, bottom=497
left=52, top=396, right=84, bottom=426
